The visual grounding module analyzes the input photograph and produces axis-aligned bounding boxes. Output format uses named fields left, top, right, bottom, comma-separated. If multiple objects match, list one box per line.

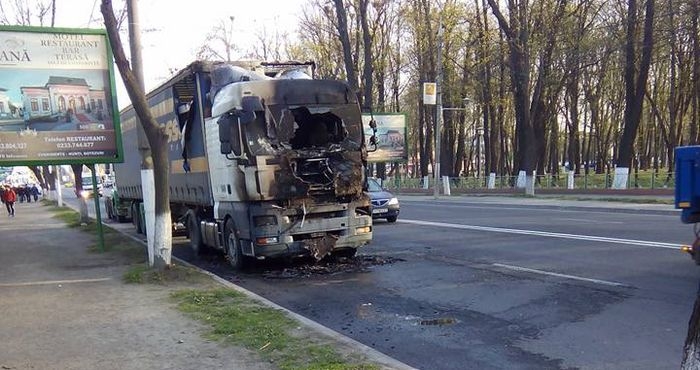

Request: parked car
left=367, top=177, right=400, bottom=223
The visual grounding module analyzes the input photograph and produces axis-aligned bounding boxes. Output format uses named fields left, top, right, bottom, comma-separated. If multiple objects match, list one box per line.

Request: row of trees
left=275, top=0, right=698, bottom=189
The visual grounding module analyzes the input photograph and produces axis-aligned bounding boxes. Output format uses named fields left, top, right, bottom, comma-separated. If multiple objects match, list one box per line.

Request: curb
left=60, top=200, right=417, bottom=370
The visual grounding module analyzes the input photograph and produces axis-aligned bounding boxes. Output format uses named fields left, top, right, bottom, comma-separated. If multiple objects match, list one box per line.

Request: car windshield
left=367, top=178, right=383, bottom=192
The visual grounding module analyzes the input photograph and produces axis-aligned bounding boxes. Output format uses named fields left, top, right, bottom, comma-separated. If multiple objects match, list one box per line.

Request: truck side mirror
left=239, top=96, right=262, bottom=125
left=218, top=113, right=244, bottom=158
left=218, top=115, right=232, bottom=154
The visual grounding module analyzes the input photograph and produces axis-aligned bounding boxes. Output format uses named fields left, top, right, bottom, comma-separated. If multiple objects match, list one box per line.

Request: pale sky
left=50, top=0, right=307, bottom=108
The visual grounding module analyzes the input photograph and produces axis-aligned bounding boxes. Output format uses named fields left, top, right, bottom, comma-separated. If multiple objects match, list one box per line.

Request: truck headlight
left=356, top=226, right=372, bottom=234
left=388, top=197, right=399, bottom=205
left=256, top=236, right=279, bottom=245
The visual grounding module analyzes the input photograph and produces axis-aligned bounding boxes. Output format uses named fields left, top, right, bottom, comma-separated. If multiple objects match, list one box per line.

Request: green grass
left=123, top=263, right=212, bottom=285
left=171, top=288, right=378, bottom=370
left=43, top=200, right=145, bottom=262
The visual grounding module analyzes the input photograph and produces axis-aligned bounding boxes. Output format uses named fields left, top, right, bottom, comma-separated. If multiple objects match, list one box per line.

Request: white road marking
left=492, top=263, right=627, bottom=287
left=399, top=219, right=683, bottom=250
left=0, top=277, right=112, bottom=287
left=559, top=218, right=624, bottom=224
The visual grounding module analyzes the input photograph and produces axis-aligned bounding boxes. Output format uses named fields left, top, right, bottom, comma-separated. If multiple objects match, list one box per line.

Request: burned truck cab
left=200, top=67, right=373, bottom=267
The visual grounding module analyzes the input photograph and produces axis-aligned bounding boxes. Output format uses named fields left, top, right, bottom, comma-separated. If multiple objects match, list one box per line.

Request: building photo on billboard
left=0, top=26, right=122, bottom=165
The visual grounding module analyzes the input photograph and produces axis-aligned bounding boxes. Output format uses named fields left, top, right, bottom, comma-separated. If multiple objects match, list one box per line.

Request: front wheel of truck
left=225, top=219, right=246, bottom=271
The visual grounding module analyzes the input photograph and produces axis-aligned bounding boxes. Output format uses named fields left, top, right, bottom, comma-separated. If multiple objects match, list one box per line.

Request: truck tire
left=225, top=219, right=246, bottom=271
left=187, top=211, right=207, bottom=255
left=104, top=198, right=113, bottom=220
left=132, top=203, right=143, bottom=234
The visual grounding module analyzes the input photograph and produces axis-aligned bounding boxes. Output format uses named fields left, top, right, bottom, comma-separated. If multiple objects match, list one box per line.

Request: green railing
left=380, top=171, right=675, bottom=191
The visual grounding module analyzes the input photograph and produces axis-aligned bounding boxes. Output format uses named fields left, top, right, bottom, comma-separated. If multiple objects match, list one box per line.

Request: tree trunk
left=101, top=0, right=172, bottom=269
left=615, top=0, right=655, bottom=188
left=333, top=0, right=359, bottom=98
left=487, top=0, right=536, bottom=194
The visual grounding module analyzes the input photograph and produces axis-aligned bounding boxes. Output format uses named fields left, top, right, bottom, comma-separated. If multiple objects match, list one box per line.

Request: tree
left=0, top=0, right=55, bottom=26
left=195, top=16, right=238, bottom=62
left=486, top=0, right=538, bottom=194
left=101, top=0, right=172, bottom=269
left=613, top=0, right=655, bottom=189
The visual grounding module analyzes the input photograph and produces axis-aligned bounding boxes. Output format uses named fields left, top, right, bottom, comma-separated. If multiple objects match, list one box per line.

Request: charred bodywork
left=201, top=67, right=372, bottom=263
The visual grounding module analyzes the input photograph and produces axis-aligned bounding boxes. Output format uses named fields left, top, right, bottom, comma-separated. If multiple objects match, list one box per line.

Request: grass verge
left=123, top=263, right=213, bottom=285
left=43, top=199, right=145, bottom=263
left=171, top=288, right=379, bottom=370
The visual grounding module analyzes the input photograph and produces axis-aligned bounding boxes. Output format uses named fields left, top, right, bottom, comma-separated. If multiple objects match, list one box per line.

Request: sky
left=49, top=0, right=307, bottom=108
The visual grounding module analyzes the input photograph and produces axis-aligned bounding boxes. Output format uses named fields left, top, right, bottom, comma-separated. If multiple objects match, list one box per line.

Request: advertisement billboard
left=0, top=26, right=122, bottom=165
left=362, top=113, right=407, bottom=163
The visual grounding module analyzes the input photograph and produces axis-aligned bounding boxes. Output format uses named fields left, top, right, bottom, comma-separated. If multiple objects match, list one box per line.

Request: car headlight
left=388, top=197, right=399, bottom=205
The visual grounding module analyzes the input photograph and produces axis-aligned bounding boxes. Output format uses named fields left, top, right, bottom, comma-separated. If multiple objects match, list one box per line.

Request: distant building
left=0, top=87, right=10, bottom=117
left=378, top=129, right=404, bottom=148
left=20, top=76, right=106, bottom=120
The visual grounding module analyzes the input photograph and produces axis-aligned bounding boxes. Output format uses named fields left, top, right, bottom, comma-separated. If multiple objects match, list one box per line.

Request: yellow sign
left=423, top=82, right=436, bottom=105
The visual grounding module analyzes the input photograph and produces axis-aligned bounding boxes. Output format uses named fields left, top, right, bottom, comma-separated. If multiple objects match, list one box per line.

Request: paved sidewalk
left=397, top=194, right=679, bottom=215
left=0, top=201, right=274, bottom=370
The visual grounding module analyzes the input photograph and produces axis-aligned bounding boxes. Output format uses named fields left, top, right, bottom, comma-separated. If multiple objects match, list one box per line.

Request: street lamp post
left=433, top=20, right=443, bottom=199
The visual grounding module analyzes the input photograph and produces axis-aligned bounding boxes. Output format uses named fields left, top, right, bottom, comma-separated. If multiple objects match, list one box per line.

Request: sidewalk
left=0, top=201, right=273, bottom=370
left=396, top=193, right=679, bottom=215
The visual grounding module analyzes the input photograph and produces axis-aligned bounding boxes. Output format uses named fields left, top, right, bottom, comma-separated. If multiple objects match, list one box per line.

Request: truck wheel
left=132, top=203, right=143, bottom=234
left=225, top=219, right=246, bottom=271
left=187, top=211, right=207, bottom=255
left=105, top=198, right=113, bottom=220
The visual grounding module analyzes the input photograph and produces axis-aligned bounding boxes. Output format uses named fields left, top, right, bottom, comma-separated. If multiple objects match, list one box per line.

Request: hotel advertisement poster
left=0, top=26, right=122, bottom=165
left=362, top=113, right=407, bottom=163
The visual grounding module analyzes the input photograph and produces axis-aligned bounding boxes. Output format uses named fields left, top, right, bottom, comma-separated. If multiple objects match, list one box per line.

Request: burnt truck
left=107, top=60, right=374, bottom=269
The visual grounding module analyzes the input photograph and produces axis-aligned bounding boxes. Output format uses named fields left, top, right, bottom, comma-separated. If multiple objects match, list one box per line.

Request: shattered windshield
left=242, top=104, right=364, bottom=155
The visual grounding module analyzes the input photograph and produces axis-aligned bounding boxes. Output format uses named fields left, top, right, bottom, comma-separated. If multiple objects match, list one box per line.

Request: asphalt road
left=66, top=190, right=699, bottom=370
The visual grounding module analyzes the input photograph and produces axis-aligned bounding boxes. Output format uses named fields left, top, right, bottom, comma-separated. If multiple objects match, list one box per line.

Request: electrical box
left=676, top=145, right=700, bottom=223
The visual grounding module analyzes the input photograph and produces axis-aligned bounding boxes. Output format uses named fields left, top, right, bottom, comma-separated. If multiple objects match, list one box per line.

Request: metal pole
left=90, top=164, right=105, bottom=252
left=127, top=0, right=144, bottom=89
left=434, top=17, right=443, bottom=199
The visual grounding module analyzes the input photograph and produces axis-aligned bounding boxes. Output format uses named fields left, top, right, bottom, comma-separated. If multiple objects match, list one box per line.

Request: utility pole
left=127, top=0, right=144, bottom=89
left=433, top=17, right=443, bottom=199
left=127, top=0, right=155, bottom=266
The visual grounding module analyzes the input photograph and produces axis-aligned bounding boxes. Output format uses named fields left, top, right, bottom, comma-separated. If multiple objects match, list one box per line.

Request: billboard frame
left=0, top=25, right=123, bottom=166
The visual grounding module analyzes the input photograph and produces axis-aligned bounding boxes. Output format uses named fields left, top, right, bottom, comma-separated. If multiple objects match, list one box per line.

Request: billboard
left=362, top=113, right=407, bottom=163
left=0, top=26, right=122, bottom=165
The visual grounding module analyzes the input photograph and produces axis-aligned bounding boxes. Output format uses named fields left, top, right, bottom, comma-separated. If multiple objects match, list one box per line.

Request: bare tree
left=195, top=16, right=238, bottom=62
left=101, top=0, right=172, bottom=269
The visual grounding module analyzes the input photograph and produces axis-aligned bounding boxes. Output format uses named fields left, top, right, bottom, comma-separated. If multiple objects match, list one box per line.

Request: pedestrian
left=3, top=185, right=16, bottom=217
left=30, top=184, right=39, bottom=202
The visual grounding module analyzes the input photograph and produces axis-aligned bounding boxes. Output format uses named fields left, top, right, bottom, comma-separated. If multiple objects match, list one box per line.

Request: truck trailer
left=106, top=60, right=374, bottom=269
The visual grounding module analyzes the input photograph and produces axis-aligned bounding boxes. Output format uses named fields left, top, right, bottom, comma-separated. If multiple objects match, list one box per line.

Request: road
left=66, top=191, right=699, bottom=369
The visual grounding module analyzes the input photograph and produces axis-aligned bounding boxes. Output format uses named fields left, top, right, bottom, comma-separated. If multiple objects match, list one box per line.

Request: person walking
left=30, top=184, right=39, bottom=202
left=3, top=185, right=16, bottom=217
